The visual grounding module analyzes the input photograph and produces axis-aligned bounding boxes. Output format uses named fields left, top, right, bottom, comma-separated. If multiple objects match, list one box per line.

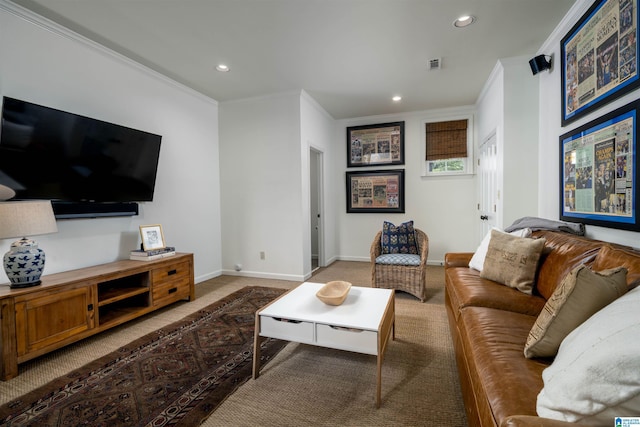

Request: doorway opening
left=310, top=147, right=324, bottom=272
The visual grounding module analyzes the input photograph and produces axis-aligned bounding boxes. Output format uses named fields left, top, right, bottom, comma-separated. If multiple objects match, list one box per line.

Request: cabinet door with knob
left=14, top=284, right=95, bottom=359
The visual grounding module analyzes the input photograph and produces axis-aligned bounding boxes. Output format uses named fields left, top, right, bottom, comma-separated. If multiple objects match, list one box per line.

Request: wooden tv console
left=0, top=253, right=194, bottom=380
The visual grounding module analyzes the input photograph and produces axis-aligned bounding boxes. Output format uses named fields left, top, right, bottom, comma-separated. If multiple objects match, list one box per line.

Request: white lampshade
left=0, top=185, right=16, bottom=201
left=0, top=200, right=58, bottom=239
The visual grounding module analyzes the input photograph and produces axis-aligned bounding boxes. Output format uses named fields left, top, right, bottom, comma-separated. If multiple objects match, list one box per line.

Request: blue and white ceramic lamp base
left=3, top=237, right=46, bottom=288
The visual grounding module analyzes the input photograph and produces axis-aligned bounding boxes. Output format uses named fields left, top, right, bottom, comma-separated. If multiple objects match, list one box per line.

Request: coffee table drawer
left=316, top=324, right=378, bottom=355
left=260, top=316, right=314, bottom=343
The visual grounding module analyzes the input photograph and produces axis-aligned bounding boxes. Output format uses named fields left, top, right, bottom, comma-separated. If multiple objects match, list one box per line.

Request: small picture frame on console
left=140, top=224, right=166, bottom=250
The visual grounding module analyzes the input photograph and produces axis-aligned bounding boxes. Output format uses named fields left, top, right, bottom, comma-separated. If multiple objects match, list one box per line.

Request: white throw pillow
left=537, top=286, right=640, bottom=424
left=468, top=227, right=532, bottom=271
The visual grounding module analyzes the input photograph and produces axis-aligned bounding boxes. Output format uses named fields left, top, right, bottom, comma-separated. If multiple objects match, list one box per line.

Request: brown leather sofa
left=444, top=230, right=640, bottom=427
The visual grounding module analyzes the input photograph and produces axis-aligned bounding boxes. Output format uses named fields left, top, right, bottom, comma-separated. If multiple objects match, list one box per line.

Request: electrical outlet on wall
left=260, top=251, right=265, bottom=260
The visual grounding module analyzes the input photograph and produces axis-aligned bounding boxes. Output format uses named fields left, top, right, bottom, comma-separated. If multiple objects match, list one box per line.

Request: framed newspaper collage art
left=560, top=0, right=640, bottom=230
left=346, top=121, right=405, bottom=213
left=561, top=0, right=640, bottom=126
left=347, top=122, right=404, bottom=167
left=346, top=169, right=405, bottom=213
left=560, top=99, right=640, bottom=231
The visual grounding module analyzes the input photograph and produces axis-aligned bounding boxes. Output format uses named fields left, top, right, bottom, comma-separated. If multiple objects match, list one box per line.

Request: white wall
left=476, top=56, right=539, bottom=230
left=0, top=3, right=222, bottom=283
left=335, top=108, right=478, bottom=265
left=219, top=92, right=301, bottom=280
left=502, top=57, right=540, bottom=227
left=300, top=91, right=339, bottom=271
left=219, top=91, right=336, bottom=281
left=537, top=0, right=640, bottom=248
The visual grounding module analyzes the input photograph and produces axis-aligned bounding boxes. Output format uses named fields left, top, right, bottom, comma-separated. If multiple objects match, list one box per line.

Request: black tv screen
left=0, top=97, right=162, bottom=207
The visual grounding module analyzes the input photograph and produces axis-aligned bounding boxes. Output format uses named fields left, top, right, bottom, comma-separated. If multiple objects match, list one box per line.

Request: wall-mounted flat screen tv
left=0, top=97, right=162, bottom=218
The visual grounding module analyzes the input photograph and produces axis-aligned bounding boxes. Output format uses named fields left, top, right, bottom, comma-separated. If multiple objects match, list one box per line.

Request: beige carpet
left=0, top=261, right=467, bottom=426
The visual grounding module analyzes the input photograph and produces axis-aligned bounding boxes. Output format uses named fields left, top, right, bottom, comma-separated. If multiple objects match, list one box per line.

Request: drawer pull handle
left=168, top=287, right=177, bottom=294
left=167, top=269, right=177, bottom=276
left=330, top=325, right=363, bottom=333
left=273, top=317, right=301, bottom=324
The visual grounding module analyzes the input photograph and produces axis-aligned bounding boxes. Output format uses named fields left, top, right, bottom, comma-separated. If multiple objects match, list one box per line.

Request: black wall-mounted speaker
left=529, top=55, right=552, bottom=75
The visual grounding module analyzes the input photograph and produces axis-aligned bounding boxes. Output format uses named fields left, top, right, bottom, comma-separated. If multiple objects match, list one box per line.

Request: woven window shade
left=425, top=119, right=468, bottom=161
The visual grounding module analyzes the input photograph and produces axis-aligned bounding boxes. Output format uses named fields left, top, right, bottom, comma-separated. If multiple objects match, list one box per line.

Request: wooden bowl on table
left=316, top=281, right=352, bottom=306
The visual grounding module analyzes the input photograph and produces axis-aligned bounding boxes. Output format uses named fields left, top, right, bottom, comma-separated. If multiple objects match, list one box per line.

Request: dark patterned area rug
left=0, top=286, right=287, bottom=427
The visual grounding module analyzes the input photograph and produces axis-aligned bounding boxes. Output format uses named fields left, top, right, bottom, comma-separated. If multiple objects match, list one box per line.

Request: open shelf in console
left=97, top=272, right=151, bottom=327
left=99, top=293, right=151, bottom=327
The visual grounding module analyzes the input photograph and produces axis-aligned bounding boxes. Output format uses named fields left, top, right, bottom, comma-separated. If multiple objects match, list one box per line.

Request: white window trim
left=421, top=113, right=475, bottom=177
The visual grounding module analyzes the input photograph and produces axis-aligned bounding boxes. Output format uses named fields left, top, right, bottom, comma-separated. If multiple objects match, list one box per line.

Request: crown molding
left=538, top=0, right=592, bottom=54
left=0, top=0, right=217, bottom=106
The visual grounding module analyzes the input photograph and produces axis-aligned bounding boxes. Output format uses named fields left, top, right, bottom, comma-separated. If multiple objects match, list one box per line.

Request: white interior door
left=478, top=133, right=498, bottom=238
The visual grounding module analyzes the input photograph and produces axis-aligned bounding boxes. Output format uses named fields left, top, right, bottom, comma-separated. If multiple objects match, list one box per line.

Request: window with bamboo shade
left=425, top=119, right=468, bottom=161
left=423, top=117, right=472, bottom=175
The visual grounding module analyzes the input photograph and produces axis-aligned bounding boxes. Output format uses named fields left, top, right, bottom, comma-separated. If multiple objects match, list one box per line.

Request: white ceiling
left=10, top=0, right=576, bottom=119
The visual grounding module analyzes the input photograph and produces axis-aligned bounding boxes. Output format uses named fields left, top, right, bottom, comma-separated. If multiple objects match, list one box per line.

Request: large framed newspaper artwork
left=560, top=100, right=640, bottom=231
left=561, top=0, right=639, bottom=126
left=347, top=121, right=404, bottom=167
left=346, top=169, right=405, bottom=213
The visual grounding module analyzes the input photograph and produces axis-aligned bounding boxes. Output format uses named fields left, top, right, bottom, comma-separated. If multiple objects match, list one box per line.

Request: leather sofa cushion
left=446, top=267, right=546, bottom=320
left=444, top=252, right=473, bottom=268
left=592, top=244, right=640, bottom=287
left=458, top=306, right=552, bottom=426
left=531, top=231, right=602, bottom=300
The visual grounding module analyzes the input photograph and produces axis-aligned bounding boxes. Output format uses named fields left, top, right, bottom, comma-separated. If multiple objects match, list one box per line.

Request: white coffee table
left=252, top=282, right=395, bottom=408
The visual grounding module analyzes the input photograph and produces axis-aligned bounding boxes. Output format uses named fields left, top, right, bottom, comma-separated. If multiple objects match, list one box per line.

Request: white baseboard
left=220, top=269, right=304, bottom=282
left=197, top=258, right=445, bottom=285
left=336, top=255, right=370, bottom=262
left=194, top=270, right=222, bottom=284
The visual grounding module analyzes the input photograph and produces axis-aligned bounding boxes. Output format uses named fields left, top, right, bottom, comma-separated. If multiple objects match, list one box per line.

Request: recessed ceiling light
left=392, top=96, right=402, bottom=102
left=216, top=64, right=230, bottom=72
left=453, top=15, right=475, bottom=28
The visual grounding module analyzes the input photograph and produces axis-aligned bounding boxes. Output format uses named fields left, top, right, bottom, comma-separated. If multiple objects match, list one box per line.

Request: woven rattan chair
left=370, top=228, right=429, bottom=302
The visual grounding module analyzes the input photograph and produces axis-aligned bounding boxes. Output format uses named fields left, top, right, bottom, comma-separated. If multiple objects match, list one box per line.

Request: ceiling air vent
left=429, top=58, right=442, bottom=70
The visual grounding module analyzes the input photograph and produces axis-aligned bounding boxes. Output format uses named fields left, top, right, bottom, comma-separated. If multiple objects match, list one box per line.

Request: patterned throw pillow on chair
left=381, top=221, right=418, bottom=254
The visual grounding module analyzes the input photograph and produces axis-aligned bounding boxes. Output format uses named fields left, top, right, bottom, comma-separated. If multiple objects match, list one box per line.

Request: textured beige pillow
left=468, top=227, right=532, bottom=271
left=524, top=264, right=627, bottom=358
left=479, top=230, right=545, bottom=295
